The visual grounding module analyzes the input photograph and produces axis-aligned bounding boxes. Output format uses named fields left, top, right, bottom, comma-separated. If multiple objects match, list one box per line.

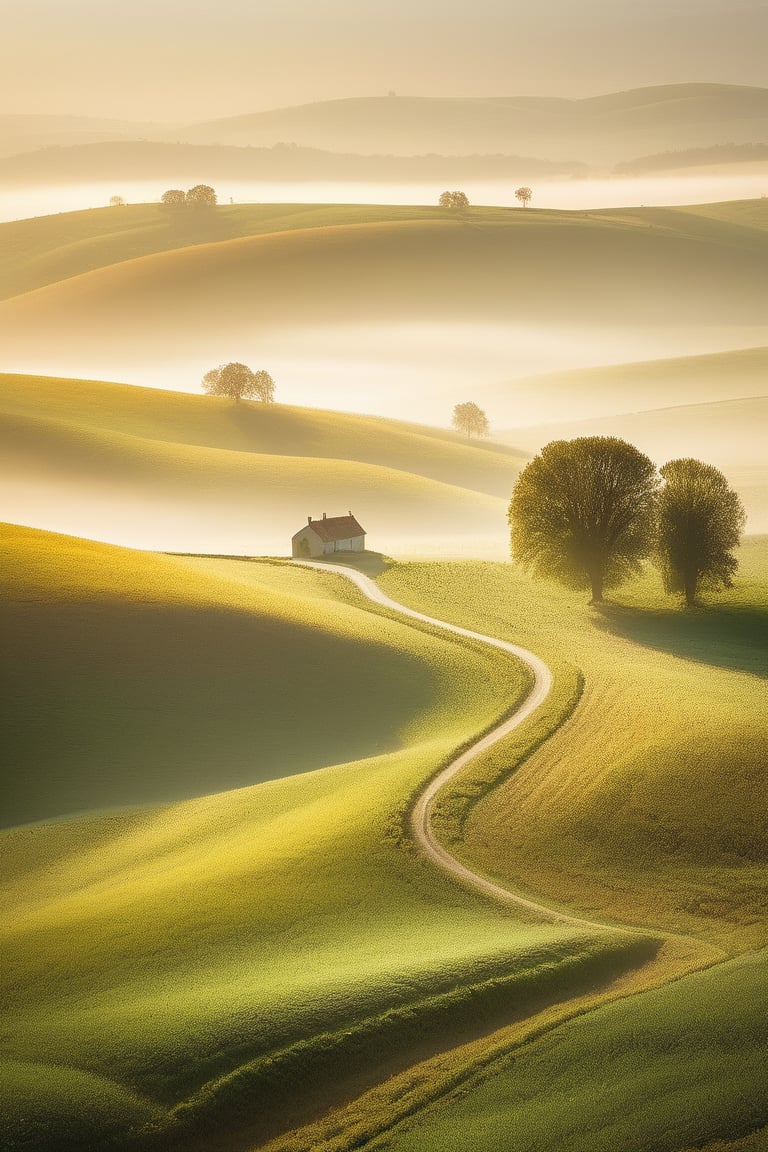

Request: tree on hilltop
left=515, top=186, right=533, bottom=208
left=109, top=195, right=125, bottom=207
left=439, top=190, right=470, bottom=210
left=509, top=437, right=658, bottom=604
left=654, top=458, right=745, bottom=607
left=452, top=402, right=489, bottom=440
left=202, top=363, right=275, bottom=404
left=186, top=184, right=217, bottom=208
left=160, top=189, right=186, bottom=209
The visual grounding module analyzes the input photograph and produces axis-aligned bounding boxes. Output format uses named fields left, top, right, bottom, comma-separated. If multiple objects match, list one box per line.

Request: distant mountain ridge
left=174, top=85, right=768, bottom=162
left=0, top=140, right=587, bottom=187
left=3, top=85, right=767, bottom=166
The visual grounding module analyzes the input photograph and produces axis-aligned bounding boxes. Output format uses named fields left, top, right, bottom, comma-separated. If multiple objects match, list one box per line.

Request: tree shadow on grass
left=592, top=600, right=768, bottom=679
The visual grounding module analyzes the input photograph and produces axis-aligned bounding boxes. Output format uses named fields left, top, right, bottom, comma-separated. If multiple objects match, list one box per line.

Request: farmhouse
left=292, top=512, right=366, bottom=558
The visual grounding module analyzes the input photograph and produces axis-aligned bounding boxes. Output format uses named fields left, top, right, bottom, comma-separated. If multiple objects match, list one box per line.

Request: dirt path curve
left=293, top=560, right=608, bottom=933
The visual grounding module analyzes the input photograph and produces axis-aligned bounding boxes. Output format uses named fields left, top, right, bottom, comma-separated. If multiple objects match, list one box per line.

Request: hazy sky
left=2, top=0, right=767, bottom=121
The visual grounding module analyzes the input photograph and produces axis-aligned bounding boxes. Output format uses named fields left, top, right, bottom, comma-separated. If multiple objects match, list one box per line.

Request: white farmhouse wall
left=291, top=525, right=366, bottom=557
left=291, top=525, right=325, bottom=558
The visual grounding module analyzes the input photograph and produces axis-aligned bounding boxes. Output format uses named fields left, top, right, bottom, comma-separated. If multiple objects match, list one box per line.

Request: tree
left=515, top=186, right=533, bottom=208
left=654, top=458, right=745, bottom=607
left=452, top=402, right=489, bottom=439
left=109, top=195, right=125, bottom=207
left=202, top=362, right=275, bottom=404
left=508, top=437, right=658, bottom=604
left=439, top=190, right=470, bottom=210
left=186, top=184, right=217, bottom=208
left=160, top=189, right=186, bottom=209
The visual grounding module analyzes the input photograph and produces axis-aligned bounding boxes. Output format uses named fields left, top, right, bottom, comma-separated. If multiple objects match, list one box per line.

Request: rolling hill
left=1, top=524, right=643, bottom=1152
left=0, top=139, right=586, bottom=188
left=0, top=373, right=525, bottom=554
left=379, top=542, right=768, bottom=951
left=1, top=206, right=767, bottom=391
left=0, top=113, right=160, bottom=159
left=175, top=85, right=768, bottom=163
left=493, top=345, right=768, bottom=422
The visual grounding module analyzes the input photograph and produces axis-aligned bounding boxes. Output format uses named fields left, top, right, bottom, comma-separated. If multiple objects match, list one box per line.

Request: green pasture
left=0, top=523, right=513, bottom=825
left=1, top=525, right=646, bottom=1151
left=378, top=538, right=768, bottom=950
left=382, top=950, right=768, bottom=1152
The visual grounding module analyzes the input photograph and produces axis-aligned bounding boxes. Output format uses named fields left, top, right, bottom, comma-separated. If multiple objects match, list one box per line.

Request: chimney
left=323, top=512, right=327, bottom=519
left=349, top=510, right=353, bottom=517
left=307, top=515, right=312, bottom=524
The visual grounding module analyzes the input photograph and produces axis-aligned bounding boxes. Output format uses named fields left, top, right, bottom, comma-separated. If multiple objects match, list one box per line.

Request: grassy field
left=1, top=524, right=649, bottom=1151
left=0, top=522, right=519, bottom=826
left=254, top=539, right=768, bottom=1152
left=378, top=539, right=768, bottom=951
left=380, top=950, right=768, bottom=1152
left=0, top=374, right=522, bottom=554
left=2, top=528, right=765, bottom=1150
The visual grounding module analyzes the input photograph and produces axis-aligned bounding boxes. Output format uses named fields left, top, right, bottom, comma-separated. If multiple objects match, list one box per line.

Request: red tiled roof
left=303, top=514, right=365, bottom=543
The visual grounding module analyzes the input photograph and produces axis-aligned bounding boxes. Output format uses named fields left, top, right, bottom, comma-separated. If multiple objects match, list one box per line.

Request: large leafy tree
left=452, top=401, right=489, bottom=439
left=202, top=362, right=275, bottom=403
left=654, top=458, right=745, bottom=607
left=509, top=437, right=658, bottom=603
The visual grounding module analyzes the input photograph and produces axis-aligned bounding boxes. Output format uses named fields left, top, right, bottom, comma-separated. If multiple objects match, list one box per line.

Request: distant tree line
left=161, top=185, right=217, bottom=210
left=508, top=437, right=745, bottom=608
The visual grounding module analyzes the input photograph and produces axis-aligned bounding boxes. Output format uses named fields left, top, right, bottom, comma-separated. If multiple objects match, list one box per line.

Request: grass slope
left=0, top=526, right=643, bottom=1151
left=0, top=522, right=500, bottom=825
left=0, top=372, right=526, bottom=494
left=0, top=414, right=510, bottom=557
left=377, top=540, right=768, bottom=951
left=383, top=950, right=768, bottom=1152
left=0, top=203, right=463, bottom=302
left=1, top=198, right=765, bottom=305
left=1, top=205, right=767, bottom=363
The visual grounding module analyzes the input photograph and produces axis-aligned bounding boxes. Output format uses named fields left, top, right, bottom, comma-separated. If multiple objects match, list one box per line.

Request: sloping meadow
left=0, top=528, right=644, bottom=1150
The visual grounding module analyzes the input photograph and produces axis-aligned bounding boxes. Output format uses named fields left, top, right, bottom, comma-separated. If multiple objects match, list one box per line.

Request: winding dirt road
left=294, top=559, right=608, bottom=932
